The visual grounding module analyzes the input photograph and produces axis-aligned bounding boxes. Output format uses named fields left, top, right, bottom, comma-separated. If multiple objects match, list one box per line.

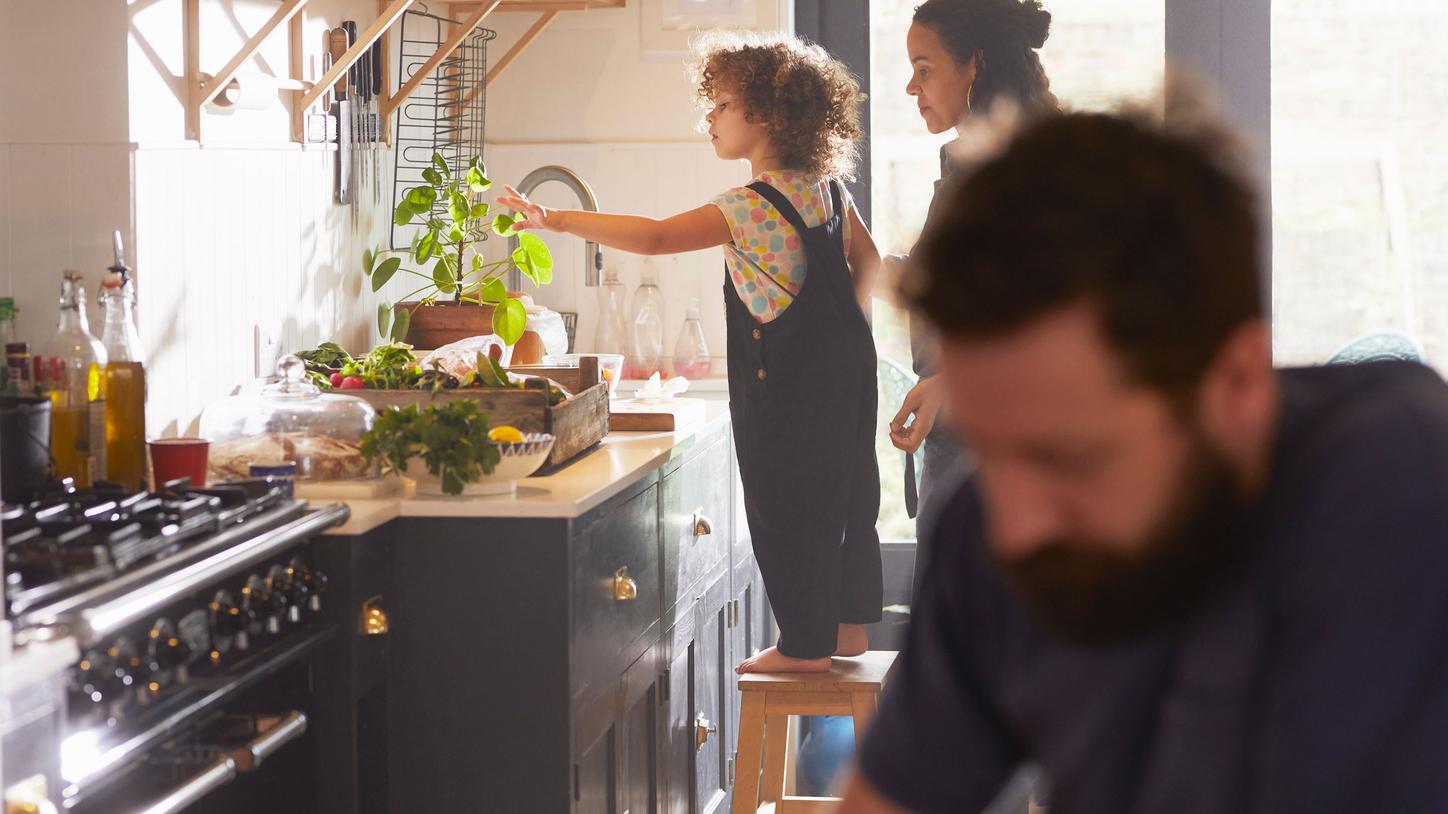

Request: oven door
left=62, top=630, right=329, bottom=814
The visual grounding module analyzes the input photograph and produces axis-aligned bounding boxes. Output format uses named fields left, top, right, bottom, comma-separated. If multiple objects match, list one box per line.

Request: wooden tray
left=352, top=380, right=609, bottom=469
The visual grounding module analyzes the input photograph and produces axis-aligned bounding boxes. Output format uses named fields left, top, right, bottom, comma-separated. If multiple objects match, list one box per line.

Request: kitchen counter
left=322, top=401, right=731, bottom=534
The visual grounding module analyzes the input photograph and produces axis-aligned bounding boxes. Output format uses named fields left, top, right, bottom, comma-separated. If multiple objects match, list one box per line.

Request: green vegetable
left=350, top=342, right=421, bottom=389
left=359, top=400, right=501, bottom=495
left=295, top=341, right=352, bottom=371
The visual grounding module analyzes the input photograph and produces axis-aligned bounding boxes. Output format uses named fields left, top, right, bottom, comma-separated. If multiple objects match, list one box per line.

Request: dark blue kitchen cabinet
left=382, top=419, right=770, bottom=813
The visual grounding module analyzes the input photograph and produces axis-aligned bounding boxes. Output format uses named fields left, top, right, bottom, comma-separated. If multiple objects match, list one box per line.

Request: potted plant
left=363, top=152, right=554, bottom=351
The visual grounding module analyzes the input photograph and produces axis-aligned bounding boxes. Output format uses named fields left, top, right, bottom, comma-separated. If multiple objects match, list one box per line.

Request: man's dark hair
left=907, top=100, right=1263, bottom=399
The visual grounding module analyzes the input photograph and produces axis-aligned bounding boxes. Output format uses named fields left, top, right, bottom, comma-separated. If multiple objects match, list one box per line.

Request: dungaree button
left=752, top=329, right=762, bottom=340
left=757, top=369, right=767, bottom=381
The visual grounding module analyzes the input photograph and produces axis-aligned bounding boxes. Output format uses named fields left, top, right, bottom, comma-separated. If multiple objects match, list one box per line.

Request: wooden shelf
left=184, top=0, right=624, bottom=143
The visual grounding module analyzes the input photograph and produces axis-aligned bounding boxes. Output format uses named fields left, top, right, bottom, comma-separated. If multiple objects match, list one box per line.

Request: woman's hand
left=497, top=185, right=561, bottom=232
left=889, top=375, right=942, bottom=454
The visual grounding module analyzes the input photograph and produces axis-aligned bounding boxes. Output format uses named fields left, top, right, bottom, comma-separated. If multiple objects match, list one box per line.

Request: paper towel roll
left=207, top=71, right=281, bottom=111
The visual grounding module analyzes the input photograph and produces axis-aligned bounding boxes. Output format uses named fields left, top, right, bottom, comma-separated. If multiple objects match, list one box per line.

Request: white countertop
left=322, top=402, right=730, bottom=534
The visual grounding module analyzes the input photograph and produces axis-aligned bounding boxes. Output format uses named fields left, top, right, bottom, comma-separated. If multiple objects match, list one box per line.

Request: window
left=1271, top=0, right=1448, bottom=367
left=867, top=0, right=1165, bottom=540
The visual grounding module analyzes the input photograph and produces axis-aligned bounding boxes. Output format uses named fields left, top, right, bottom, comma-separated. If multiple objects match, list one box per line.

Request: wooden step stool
left=732, top=651, right=898, bottom=814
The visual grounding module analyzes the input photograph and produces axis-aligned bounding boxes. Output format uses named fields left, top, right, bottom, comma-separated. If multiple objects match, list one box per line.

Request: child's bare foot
left=834, top=624, right=868, bottom=657
left=736, top=646, right=832, bottom=674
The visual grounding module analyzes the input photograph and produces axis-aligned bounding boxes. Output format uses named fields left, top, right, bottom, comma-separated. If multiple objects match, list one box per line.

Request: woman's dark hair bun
left=1020, top=0, right=1051, bottom=49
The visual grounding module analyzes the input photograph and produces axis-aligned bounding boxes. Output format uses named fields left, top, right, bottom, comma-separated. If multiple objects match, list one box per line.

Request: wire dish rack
left=391, top=4, right=495, bottom=250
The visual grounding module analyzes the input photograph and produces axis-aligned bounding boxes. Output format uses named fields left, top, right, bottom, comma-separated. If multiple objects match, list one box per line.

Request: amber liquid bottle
left=99, top=245, right=148, bottom=491
left=37, top=272, right=108, bottom=486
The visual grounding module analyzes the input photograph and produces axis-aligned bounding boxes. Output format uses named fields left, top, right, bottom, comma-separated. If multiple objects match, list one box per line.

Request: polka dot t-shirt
left=711, top=170, right=854, bottom=323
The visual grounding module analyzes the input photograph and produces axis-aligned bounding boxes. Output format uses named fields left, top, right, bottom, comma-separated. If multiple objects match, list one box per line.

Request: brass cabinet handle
left=695, top=715, right=717, bottom=751
left=361, top=596, right=389, bottom=636
left=613, top=567, right=639, bottom=602
left=692, top=510, right=713, bottom=537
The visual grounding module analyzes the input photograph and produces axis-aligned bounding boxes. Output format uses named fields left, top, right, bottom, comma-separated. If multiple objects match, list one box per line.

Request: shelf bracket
left=293, top=0, right=417, bottom=141
left=184, top=0, right=313, bottom=141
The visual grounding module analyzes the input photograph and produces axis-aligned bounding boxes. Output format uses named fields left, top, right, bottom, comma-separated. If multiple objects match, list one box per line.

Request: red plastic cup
left=149, top=437, right=210, bottom=488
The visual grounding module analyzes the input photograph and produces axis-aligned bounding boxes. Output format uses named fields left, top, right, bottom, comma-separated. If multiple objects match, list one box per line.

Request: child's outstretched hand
left=497, top=185, right=559, bottom=232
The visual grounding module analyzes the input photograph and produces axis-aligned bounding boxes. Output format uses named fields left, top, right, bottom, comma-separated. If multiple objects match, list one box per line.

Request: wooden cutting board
left=608, top=397, right=708, bottom=432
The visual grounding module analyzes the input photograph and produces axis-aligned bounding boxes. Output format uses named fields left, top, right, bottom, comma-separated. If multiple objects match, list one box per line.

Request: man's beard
left=997, top=438, right=1251, bottom=646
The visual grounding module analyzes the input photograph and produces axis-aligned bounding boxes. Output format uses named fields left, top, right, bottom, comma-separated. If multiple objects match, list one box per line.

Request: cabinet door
left=621, top=649, right=662, bottom=814
left=574, top=484, right=662, bottom=701
left=662, top=607, right=696, bottom=814
left=578, top=724, right=618, bottom=814
left=662, top=433, right=731, bottom=613
left=695, top=572, right=731, bottom=814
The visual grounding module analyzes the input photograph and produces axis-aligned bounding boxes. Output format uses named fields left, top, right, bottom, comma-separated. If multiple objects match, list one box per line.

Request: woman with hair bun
left=887, top=0, right=1059, bottom=591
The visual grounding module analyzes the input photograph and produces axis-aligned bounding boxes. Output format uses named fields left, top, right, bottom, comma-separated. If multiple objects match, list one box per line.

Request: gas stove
left=3, top=479, right=289, bottom=619
left=0, top=479, right=350, bottom=812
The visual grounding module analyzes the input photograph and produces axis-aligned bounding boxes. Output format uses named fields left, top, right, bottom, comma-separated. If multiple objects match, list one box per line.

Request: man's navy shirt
left=861, top=362, right=1448, bottom=813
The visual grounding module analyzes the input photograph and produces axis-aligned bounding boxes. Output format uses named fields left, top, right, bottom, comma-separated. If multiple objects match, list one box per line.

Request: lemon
left=489, top=426, right=525, bottom=444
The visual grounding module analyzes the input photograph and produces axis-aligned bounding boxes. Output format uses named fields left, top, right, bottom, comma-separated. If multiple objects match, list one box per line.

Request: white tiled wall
left=483, top=142, right=749, bottom=366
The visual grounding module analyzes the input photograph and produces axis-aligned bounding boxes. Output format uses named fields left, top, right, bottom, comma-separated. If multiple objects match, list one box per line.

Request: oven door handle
left=128, top=755, right=237, bottom=814
left=230, top=710, right=308, bottom=772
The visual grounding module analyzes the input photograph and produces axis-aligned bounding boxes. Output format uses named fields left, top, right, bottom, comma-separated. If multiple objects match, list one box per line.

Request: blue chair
left=1326, top=331, right=1426, bottom=366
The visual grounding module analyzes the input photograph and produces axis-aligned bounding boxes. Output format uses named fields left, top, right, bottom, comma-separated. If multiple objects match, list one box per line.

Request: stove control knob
left=210, top=589, right=253, bottom=652
left=271, top=563, right=305, bottom=623
left=103, top=638, right=145, bottom=704
left=147, top=618, right=191, bottom=686
left=73, top=650, right=114, bottom=706
left=247, top=573, right=286, bottom=635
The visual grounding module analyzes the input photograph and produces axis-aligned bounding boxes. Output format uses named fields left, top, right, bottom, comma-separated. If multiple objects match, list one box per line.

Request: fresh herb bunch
left=359, top=400, right=501, bottom=496
left=340, top=342, right=420, bottom=389
left=294, top=341, right=352, bottom=370
left=363, top=152, right=555, bottom=345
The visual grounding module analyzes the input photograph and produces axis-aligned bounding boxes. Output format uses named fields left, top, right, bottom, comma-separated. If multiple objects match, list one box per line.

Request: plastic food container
left=542, top=353, right=624, bottom=397
left=199, top=355, right=378, bottom=483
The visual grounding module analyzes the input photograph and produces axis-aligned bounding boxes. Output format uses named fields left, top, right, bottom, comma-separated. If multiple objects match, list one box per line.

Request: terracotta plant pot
left=399, top=301, right=543, bottom=363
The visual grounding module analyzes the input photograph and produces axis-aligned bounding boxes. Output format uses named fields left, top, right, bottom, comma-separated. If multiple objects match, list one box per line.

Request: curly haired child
left=500, top=32, right=883, bottom=673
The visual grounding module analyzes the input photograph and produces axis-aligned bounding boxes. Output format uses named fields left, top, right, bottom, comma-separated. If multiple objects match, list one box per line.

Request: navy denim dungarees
left=724, top=179, right=884, bottom=659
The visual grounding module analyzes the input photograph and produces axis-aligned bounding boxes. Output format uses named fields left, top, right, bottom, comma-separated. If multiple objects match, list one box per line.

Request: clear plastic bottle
left=594, top=265, right=629, bottom=356
left=100, top=235, right=148, bottom=490
left=625, top=259, right=665, bottom=380
left=672, top=297, right=711, bottom=379
left=37, top=272, right=108, bottom=486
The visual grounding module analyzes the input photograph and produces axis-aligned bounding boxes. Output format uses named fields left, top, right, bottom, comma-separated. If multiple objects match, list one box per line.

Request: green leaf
left=377, top=303, right=392, bottom=339
left=448, top=224, right=466, bottom=243
left=433, top=258, right=456, bottom=293
left=363, top=248, right=376, bottom=276
left=479, top=277, right=507, bottom=305
left=466, top=166, right=491, bottom=194
left=391, top=307, right=412, bottom=343
left=372, top=257, right=402, bottom=292
left=471, top=253, right=485, bottom=272
left=449, top=191, right=470, bottom=225
left=417, top=231, right=436, bottom=263
left=431, top=153, right=450, bottom=179
left=422, top=167, right=442, bottom=186
left=393, top=200, right=416, bottom=226
left=492, top=213, right=517, bottom=237
left=405, top=187, right=430, bottom=209
left=518, top=232, right=554, bottom=285
left=470, top=156, right=485, bottom=175
left=512, top=246, right=538, bottom=285
left=470, top=202, right=489, bottom=220
left=492, top=297, right=527, bottom=345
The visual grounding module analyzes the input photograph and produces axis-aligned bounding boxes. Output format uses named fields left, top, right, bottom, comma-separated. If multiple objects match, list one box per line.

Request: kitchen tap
left=507, top=165, right=604, bottom=288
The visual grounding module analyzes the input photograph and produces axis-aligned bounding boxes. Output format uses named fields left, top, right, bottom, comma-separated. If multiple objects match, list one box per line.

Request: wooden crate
left=353, top=378, right=609, bottom=469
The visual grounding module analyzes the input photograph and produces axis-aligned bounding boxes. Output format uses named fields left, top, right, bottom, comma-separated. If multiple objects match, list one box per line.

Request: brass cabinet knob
left=360, top=597, right=389, bottom=635
left=695, top=716, right=717, bottom=751
left=613, top=568, right=638, bottom=602
left=692, top=511, right=713, bottom=537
